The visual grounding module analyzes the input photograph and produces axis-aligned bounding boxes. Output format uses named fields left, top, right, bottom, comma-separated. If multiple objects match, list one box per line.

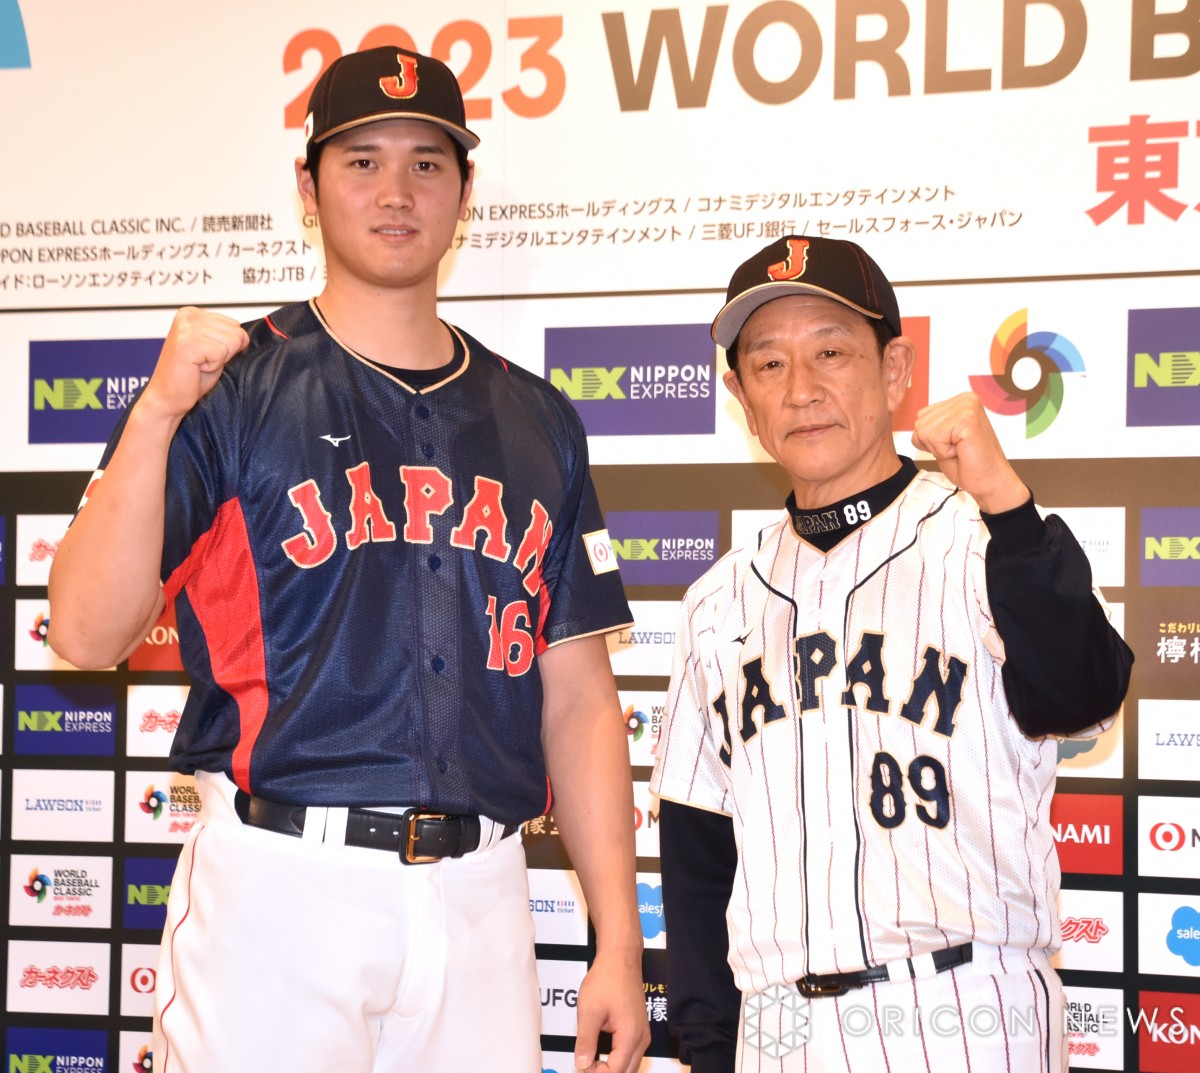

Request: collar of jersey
left=309, top=298, right=471, bottom=394
left=786, top=457, right=919, bottom=552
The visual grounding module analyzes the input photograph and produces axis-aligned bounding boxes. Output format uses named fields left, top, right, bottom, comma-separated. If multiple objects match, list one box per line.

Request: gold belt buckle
left=796, top=977, right=849, bottom=998
left=403, top=809, right=450, bottom=864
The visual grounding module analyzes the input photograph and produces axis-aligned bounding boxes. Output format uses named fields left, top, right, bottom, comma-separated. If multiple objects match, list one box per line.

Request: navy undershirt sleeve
left=982, top=498, right=1134, bottom=737
left=659, top=798, right=740, bottom=1073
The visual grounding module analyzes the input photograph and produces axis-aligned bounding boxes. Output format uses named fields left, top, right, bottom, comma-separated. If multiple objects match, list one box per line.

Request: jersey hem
left=540, top=619, right=635, bottom=650
left=651, top=790, right=732, bottom=818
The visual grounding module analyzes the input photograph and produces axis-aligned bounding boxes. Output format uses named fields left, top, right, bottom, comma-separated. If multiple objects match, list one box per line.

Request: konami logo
left=1137, top=991, right=1200, bottom=1073
left=127, top=602, right=183, bottom=671
left=1050, top=793, right=1123, bottom=874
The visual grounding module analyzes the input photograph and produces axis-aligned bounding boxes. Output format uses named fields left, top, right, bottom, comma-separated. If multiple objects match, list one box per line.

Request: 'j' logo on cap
left=379, top=52, right=420, bottom=101
left=766, top=237, right=810, bottom=282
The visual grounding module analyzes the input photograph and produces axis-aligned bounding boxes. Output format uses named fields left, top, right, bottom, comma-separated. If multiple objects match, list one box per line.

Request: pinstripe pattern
left=727, top=945, right=1064, bottom=1072
left=652, top=470, right=1069, bottom=999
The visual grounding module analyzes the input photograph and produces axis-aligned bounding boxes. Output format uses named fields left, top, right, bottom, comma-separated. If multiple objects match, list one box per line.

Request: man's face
left=724, top=294, right=914, bottom=508
left=296, top=118, right=472, bottom=294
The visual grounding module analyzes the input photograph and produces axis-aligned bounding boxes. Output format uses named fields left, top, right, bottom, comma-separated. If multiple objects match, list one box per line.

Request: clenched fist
left=911, top=392, right=1029, bottom=514
left=137, top=306, right=250, bottom=422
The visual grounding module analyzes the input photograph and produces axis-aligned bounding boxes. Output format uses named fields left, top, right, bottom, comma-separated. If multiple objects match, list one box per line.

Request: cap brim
left=314, top=111, right=480, bottom=151
left=711, top=282, right=885, bottom=349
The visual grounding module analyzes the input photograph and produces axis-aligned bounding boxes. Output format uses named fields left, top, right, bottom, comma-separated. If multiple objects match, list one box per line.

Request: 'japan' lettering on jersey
left=92, top=302, right=631, bottom=823
left=651, top=470, right=1096, bottom=997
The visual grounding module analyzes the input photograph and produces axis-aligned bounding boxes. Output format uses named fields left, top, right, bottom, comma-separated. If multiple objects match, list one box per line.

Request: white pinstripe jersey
left=651, top=468, right=1108, bottom=997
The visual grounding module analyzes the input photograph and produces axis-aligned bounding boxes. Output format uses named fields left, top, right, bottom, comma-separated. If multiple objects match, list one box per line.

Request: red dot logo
left=130, top=966, right=157, bottom=993
left=1149, top=822, right=1186, bottom=851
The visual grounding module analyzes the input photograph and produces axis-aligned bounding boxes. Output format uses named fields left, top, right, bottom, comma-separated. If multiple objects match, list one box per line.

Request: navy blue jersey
left=95, top=301, right=632, bottom=824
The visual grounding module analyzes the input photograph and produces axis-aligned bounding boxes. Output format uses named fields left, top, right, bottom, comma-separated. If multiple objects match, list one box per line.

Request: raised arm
left=912, top=392, right=1133, bottom=734
left=48, top=306, right=248, bottom=668
left=539, top=633, right=650, bottom=1073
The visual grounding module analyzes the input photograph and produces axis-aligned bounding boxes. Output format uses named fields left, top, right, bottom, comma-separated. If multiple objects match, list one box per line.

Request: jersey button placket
left=411, top=392, right=464, bottom=805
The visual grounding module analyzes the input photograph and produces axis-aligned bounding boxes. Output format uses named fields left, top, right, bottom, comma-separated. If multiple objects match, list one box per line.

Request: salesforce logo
left=0, top=0, right=30, bottom=68
left=1167, top=905, right=1200, bottom=966
left=638, top=881, right=665, bottom=940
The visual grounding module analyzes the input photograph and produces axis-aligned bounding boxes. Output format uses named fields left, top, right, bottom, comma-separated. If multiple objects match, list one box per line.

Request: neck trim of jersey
left=786, top=456, right=918, bottom=552
left=309, top=299, right=471, bottom=394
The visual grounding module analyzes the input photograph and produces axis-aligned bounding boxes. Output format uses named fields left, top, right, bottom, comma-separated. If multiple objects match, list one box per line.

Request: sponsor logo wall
left=2, top=3, right=1198, bottom=1071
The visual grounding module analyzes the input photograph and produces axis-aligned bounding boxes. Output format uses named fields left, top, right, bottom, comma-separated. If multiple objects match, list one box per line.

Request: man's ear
left=723, top=367, right=758, bottom=437
left=459, top=159, right=475, bottom=221
left=295, top=157, right=317, bottom=215
left=883, top=336, right=916, bottom=414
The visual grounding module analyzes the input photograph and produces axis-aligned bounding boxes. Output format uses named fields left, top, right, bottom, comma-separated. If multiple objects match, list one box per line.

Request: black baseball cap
left=711, top=235, right=902, bottom=349
left=304, top=45, right=480, bottom=151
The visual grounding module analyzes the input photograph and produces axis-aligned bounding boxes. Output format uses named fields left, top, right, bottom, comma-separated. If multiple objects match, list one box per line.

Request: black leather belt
left=796, top=943, right=973, bottom=998
left=233, top=791, right=516, bottom=865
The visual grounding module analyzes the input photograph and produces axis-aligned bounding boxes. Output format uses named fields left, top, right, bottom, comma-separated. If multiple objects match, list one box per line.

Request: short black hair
left=726, top=314, right=898, bottom=377
left=304, top=139, right=470, bottom=197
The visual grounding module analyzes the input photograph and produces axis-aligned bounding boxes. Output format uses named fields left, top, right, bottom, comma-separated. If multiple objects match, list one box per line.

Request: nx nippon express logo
left=969, top=309, right=1083, bottom=437
left=14, top=683, right=117, bottom=757
left=1142, top=508, right=1200, bottom=587
left=545, top=323, right=716, bottom=435
left=6, top=1029, right=108, bottom=1073
left=607, top=510, right=718, bottom=585
left=28, top=338, right=161, bottom=444
left=1127, top=307, right=1200, bottom=426
left=124, top=856, right=174, bottom=929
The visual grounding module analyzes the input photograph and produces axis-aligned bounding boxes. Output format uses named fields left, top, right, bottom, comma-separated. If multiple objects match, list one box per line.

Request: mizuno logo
left=320, top=434, right=351, bottom=447
left=733, top=630, right=752, bottom=644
